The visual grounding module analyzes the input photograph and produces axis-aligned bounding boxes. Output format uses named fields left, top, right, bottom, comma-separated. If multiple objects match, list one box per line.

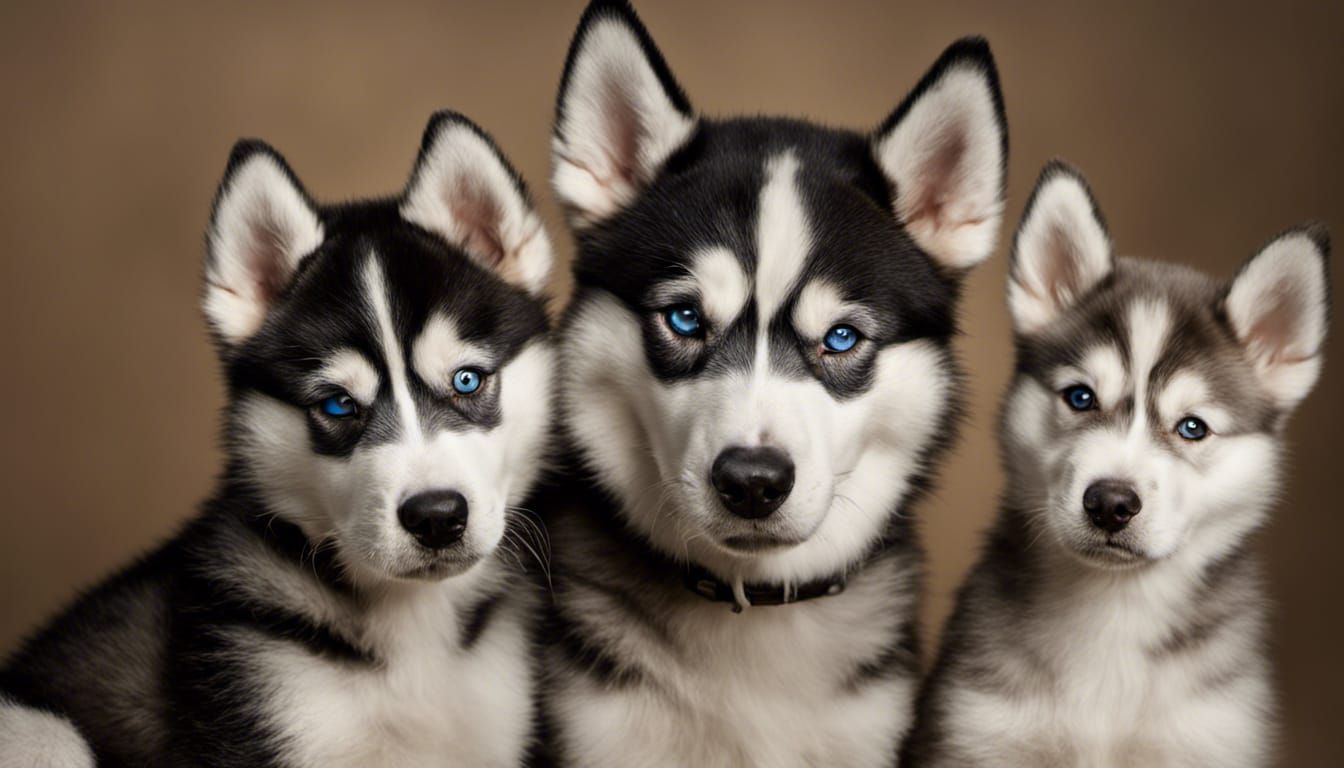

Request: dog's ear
left=1223, top=225, right=1330, bottom=409
left=401, top=111, right=552, bottom=296
left=872, top=37, right=1007, bottom=271
left=205, top=141, right=324, bottom=346
left=1007, top=161, right=1113, bottom=333
left=552, top=0, right=696, bottom=228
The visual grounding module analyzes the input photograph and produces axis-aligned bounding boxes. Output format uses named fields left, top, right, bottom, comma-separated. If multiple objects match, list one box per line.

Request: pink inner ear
left=1245, top=278, right=1310, bottom=365
left=1042, top=226, right=1087, bottom=307
left=247, top=206, right=297, bottom=303
left=444, top=179, right=506, bottom=268
left=603, top=78, right=642, bottom=188
left=903, top=128, right=968, bottom=232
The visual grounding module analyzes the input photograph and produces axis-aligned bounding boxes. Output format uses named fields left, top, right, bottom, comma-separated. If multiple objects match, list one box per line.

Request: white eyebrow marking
left=1052, top=344, right=1126, bottom=408
left=791, top=279, right=878, bottom=343
left=792, top=281, right=843, bottom=340
left=1158, top=370, right=1229, bottom=433
left=649, top=246, right=750, bottom=329
left=412, top=312, right=492, bottom=396
left=363, top=255, right=422, bottom=444
left=691, top=247, right=749, bottom=328
left=316, top=349, right=379, bottom=405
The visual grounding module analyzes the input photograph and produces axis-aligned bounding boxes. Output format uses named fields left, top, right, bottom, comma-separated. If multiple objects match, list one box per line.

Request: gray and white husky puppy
left=0, top=112, right=555, bottom=767
left=901, top=161, right=1331, bottom=767
left=531, top=1, right=1009, bottom=765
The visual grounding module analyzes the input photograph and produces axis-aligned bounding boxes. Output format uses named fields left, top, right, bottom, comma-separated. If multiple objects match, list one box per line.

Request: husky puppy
left=533, top=2, right=1009, bottom=765
left=901, top=161, right=1331, bottom=767
left=0, top=112, right=555, bottom=767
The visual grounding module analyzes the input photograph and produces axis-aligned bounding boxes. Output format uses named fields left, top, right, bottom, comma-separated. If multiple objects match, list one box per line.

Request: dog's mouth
left=1071, top=538, right=1151, bottom=570
left=393, top=549, right=485, bottom=581
left=719, top=533, right=807, bottom=553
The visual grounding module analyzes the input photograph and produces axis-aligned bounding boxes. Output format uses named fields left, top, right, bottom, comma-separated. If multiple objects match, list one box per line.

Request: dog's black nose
left=710, top=446, right=795, bottom=519
left=398, top=490, right=469, bottom=550
left=1083, top=480, right=1142, bottom=533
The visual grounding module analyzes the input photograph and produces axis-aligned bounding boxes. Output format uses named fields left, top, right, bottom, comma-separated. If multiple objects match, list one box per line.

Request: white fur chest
left=258, top=583, right=532, bottom=768
left=560, top=592, right=913, bottom=768
left=945, top=568, right=1271, bottom=767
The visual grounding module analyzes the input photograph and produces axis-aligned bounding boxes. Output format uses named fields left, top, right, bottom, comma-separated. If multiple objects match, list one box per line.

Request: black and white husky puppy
left=533, top=2, right=1008, bottom=765
left=902, top=161, right=1331, bottom=767
left=0, top=112, right=555, bottom=767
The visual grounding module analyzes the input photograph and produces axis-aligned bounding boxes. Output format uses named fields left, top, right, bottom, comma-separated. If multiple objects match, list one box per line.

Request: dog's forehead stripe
left=754, top=151, right=811, bottom=323
left=363, top=255, right=422, bottom=444
left=1126, top=298, right=1171, bottom=433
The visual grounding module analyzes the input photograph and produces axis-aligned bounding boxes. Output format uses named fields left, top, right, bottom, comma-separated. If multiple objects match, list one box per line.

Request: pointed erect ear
left=1223, top=225, right=1331, bottom=409
left=205, top=141, right=324, bottom=346
left=873, top=37, right=1007, bottom=270
left=1007, top=161, right=1113, bottom=333
left=401, top=111, right=554, bottom=296
left=552, top=0, right=697, bottom=228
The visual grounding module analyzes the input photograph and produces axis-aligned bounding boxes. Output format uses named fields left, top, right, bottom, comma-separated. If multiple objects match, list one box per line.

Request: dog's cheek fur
left=1177, top=432, right=1281, bottom=560
left=0, top=701, right=95, bottom=768
left=233, top=393, right=346, bottom=534
left=232, top=393, right=391, bottom=575
left=560, top=293, right=658, bottom=508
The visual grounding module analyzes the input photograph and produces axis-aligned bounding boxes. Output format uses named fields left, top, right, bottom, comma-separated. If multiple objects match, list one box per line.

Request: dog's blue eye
left=1176, top=417, right=1209, bottom=441
left=822, top=324, right=859, bottom=353
left=1063, top=385, right=1097, bottom=412
left=665, top=305, right=702, bottom=337
left=320, top=394, right=358, bottom=418
left=452, top=368, right=483, bottom=395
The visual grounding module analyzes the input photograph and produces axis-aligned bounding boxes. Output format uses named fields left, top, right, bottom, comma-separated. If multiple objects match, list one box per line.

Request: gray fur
left=904, top=163, right=1330, bottom=767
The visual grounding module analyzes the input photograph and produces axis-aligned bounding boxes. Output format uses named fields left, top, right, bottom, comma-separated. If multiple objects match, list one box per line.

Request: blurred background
left=1, top=1, right=1340, bottom=763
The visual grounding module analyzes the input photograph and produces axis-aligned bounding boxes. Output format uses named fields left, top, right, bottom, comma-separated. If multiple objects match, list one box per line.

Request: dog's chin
left=388, top=549, right=488, bottom=582
left=716, top=533, right=808, bottom=554
left=706, top=510, right=821, bottom=558
left=679, top=485, right=823, bottom=560
left=1064, top=538, right=1156, bottom=571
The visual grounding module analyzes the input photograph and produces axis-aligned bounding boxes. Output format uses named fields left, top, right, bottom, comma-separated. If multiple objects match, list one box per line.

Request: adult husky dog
left=534, top=2, right=1008, bottom=765
left=0, top=112, right=555, bottom=767
left=902, top=161, right=1331, bottom=767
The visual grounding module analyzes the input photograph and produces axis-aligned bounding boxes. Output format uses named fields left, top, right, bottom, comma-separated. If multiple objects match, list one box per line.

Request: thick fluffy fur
left=0, top=112, right=555, bottom=767
left=535, top=2, right=1008, bottom=765
left=903, top=162, right=1331, bottom=767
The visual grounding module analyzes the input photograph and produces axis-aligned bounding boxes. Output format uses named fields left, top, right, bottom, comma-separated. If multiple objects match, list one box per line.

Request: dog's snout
left=1083, top=480, right=1142, bottom=533
left=397, top=490, right=469, bottom=550
left=710, top=446, right=795, bottom=519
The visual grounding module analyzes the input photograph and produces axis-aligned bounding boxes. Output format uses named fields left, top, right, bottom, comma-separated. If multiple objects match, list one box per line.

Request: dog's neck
left=204, top=481, right=511, bottom=660
left=993, top=504, right=1264, bottom=635
left=547, top=461, right=901, bottom=613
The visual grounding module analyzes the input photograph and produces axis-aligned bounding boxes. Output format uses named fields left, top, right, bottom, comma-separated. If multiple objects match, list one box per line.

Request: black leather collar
left=683, top=563, right=847, bottom=612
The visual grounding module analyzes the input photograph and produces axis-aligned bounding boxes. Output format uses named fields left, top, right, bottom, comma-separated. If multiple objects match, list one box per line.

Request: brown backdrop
left=1, top=1, right=1340, bottom=764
